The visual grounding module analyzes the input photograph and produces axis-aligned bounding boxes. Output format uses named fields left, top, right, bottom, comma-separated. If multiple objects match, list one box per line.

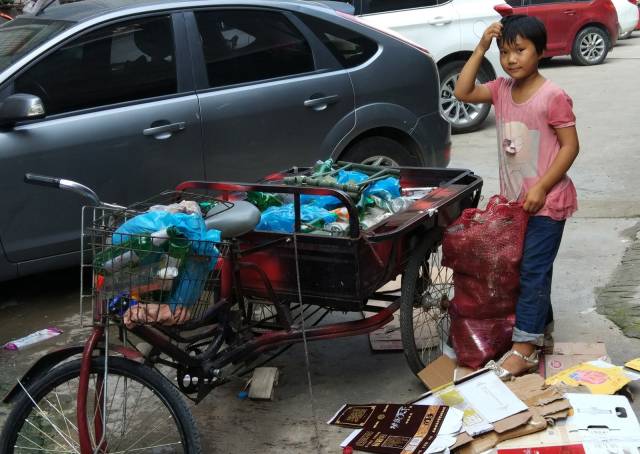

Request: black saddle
left=204, top=201, right=261, bottom=239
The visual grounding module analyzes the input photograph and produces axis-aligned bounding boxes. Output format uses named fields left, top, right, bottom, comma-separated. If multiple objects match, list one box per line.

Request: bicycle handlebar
left=24, top=173, right=124, bottom=209
left=24, top=173, right=61, bottom=188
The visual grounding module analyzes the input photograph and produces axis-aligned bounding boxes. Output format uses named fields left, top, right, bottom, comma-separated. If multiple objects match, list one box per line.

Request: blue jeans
left=512, top=215, right=566, bottom=346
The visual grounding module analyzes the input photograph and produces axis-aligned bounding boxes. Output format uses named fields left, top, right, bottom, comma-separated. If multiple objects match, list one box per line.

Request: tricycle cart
left=1, top=164, right=481, bottom=454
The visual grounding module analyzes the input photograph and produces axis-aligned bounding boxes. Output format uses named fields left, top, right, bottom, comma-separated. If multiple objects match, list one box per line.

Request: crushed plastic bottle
left=402, top=186, right=435, bottom=200
left=360, top=209, right=392, bottom=230
left=386, top=196, right=416, bottom=213
left=323, top=221, right=350, bottom=235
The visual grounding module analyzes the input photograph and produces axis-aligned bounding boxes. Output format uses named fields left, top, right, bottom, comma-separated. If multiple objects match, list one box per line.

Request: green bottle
left=247, top=192, right=283, bottom=211
left=94, top=234, right=158, bottom=273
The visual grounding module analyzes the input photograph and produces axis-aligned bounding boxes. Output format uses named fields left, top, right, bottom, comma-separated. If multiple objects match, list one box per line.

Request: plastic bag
left=256, top=203, right=337, bottom=233
left=300, top=170, right=370, bottom=209
left=113, top=211, right=219, bottom=258
left=364, top=176, right=401, bottom=200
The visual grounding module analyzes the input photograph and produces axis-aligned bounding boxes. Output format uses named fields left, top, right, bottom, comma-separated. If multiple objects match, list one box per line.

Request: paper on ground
left=415, top=372, right=527, bottom=437
left=415, top=386, right=493, bottom=436
left=340, top=407, right=464, bottom=454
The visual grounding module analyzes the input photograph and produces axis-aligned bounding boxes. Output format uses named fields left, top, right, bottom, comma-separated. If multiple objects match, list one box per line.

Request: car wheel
left=439, top=61, right=491, bottom=134
left=341, top=136, right=420, bottom=167
left=571, top=26, right=610, bottom=66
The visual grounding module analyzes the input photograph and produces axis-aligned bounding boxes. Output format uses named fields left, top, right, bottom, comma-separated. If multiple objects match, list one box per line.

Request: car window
left=506, top=0, right=523, bottom=6
left=11, top=15, right=177, bottom=116
left=0, top=17, right=73, bottom=73
left=195, top=10, right=315, bottom=89
left=362, top=0, right=438, bottom=14
left=297, top=13, right=378, bottom=68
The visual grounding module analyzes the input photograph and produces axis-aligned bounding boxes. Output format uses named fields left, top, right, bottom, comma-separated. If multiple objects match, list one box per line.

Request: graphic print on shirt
left=497, top=121, right=540, bottom=202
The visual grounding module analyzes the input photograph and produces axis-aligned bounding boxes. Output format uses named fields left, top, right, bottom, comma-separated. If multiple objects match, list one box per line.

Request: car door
left=521, top=0, right=575, bottom=54
left=188, top=8, right=355, bottom=182
left=0, top=13, right=204, bottom=263
left=357, top=0, right=460, bottom=61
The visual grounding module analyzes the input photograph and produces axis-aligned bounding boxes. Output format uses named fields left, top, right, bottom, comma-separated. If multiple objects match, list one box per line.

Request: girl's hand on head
left=523, top=185, right=547, bottom=213
left=479, top=22, right=502, bottom=52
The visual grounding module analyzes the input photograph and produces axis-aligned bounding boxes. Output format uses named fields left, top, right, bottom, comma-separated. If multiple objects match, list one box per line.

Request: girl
left=454, top=15, right=580, bottom=379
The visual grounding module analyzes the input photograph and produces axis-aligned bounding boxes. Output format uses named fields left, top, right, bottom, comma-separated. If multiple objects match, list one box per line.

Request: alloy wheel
left=579, top=32, right=605, bottom=63
left=440, top=73, right=484, bottom=128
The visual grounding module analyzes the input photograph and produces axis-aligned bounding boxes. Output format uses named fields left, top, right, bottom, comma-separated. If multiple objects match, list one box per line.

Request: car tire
left=571, top=26, right=610, bottom=66
left=341, top=136, right=420, bottom=167
left=439, top=60, right=491, bottom=134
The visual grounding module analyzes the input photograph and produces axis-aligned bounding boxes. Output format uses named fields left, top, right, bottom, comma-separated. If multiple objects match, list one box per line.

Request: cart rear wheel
left=400, top=238, right=453, bottom=378
left=0, top=357, right=201, bottom=454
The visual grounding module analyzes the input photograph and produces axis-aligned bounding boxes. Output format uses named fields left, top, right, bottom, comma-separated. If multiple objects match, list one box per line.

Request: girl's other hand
left=479, top=22, right=502, bottom=52
left=523, top=186, right=547, bottom=213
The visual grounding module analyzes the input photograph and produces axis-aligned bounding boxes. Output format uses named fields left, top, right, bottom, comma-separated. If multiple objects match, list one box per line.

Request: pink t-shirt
left=484, top=77, right=578, bottom=220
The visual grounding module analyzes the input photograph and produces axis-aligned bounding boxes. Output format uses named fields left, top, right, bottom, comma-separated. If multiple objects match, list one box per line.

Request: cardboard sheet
left=543, top=342, right=608, bottom=378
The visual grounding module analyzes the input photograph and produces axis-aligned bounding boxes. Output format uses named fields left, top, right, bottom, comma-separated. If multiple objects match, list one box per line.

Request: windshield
left=0, top=17, right=74, bottom=73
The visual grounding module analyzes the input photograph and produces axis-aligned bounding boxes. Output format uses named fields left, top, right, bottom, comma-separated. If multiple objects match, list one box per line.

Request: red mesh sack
left=449, top=310, right=516, bottom=369
left=442, top=195, right=529, bottom=278
left=450, top=272, right=518, bottom=319
left=442, top=195, right=529, bottom=367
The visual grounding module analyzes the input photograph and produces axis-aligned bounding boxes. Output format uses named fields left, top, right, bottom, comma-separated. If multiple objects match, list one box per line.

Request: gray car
left=0, top=0, right=450, bottom=281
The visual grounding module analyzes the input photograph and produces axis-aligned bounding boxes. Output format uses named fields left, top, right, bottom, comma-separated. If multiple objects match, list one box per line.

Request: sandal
left=485, top=349, right=539, bottom=381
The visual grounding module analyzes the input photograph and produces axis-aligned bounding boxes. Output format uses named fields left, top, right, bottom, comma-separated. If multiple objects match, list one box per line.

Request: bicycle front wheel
left=1, top=357, right=201, bottom=454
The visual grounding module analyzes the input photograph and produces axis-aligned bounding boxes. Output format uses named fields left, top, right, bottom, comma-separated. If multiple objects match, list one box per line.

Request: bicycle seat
left=204, top=201, right=261, bottom=239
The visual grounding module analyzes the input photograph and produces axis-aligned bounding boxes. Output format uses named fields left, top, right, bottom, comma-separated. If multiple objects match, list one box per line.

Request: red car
left=502, top=0, right=619, bottom=65
left=0, top=12, right=12, bottom=23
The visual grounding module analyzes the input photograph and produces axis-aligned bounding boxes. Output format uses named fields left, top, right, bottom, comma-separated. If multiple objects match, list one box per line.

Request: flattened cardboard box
left=543, top=342, right=608, bottom=378
left=455, top=374, right=572, bottom=453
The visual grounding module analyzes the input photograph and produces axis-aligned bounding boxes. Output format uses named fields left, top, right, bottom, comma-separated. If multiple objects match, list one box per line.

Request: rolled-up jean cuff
left=512, top=327, right=545, bottom=346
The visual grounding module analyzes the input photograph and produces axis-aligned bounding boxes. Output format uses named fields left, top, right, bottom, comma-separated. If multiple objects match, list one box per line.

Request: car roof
left=33, top=0, right=331, bottom=23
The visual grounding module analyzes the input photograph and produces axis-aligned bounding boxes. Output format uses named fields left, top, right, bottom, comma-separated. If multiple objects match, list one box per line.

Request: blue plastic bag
left=365, top=177, right=401, bottom=200
left=300, top=170, right=370, bottom=209
left=113, top=211, right=219, bottom=258
left=256, top=204, right=337, bottom=233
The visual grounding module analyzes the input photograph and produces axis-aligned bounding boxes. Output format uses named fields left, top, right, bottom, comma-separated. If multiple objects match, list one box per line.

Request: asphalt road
left=0, top=36, right=639, bottom=453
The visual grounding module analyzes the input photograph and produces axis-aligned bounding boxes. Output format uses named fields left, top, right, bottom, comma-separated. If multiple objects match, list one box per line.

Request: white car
left=353, top=0, right=509, bottom=133
left=611, top=0, right=639, bottom=38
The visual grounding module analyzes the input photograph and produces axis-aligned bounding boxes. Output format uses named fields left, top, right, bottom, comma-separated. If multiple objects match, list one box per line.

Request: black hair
left=499, top=14, right=547, bottom=55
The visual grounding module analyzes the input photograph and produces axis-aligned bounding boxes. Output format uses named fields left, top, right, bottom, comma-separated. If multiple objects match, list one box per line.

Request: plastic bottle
left=386, top=196, right=415, bottom=213
left=94, top=234, right=159, bottom=274
left=312, top=159, right=333, bottom=175
left=246, top=192, right=283, bottom=211
left=323, top=221, right=350, bottom=235
left=3, top=328, right=63, bottom=351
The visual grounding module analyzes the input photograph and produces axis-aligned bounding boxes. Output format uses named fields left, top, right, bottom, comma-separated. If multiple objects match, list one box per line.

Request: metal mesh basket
left=80, top=191, right=231, bottom=327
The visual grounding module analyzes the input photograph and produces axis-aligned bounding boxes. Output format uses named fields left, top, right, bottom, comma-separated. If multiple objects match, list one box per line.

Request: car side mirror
left=0, top=94, right=46, bottom=127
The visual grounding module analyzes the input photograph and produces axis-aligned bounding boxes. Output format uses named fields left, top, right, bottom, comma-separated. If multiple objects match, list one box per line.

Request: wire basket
left=80, top=191, right=231, bottom=327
